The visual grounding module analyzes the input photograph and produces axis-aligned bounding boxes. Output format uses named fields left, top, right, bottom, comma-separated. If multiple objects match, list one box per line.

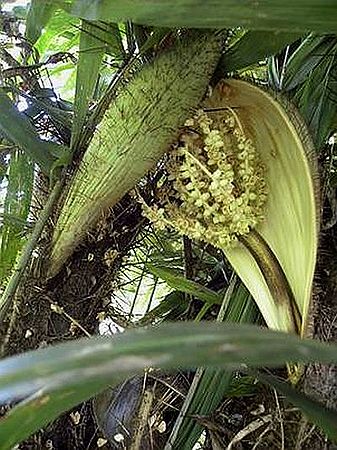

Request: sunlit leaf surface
left=0, top=322, right=337, bottom=448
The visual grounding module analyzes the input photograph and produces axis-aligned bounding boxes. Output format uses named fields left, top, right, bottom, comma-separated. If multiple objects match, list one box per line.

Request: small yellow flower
left=142, top=79, right=319, bottom=338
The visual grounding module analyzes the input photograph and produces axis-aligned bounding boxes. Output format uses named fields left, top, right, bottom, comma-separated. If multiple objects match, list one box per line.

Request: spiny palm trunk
left=303, top=221, right=337, bottom=449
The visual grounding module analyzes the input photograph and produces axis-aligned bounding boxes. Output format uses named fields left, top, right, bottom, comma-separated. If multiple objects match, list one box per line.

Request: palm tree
left=0, top=1, right=337, bottom=449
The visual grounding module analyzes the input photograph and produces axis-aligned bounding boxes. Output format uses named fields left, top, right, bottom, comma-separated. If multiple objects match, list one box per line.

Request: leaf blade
left=147, top=264, right=222, bottom=305
left=0, top=322, right=337, bottom=447
left=222, top=30, right=301, bottom=73
left=71, top=20, right=123, bottom=149
left=0, top=150, right=33, bottom=284
left=25, top=0, right=58, bottom=44
left=56, top=0, right=337, bottom=33
left=0, top=90, right=62, bottom=174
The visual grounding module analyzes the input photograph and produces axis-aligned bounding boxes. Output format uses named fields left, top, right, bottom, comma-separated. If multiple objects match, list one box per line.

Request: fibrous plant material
left=48, top=30, right=222, bottom=277
left=143, top=79, right=319, bottom=335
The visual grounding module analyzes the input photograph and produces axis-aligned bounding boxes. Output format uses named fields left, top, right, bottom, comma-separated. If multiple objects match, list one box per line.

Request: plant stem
left=0, top=180, right=63, bottom=323
left=239, top=229, right=301, bottom=333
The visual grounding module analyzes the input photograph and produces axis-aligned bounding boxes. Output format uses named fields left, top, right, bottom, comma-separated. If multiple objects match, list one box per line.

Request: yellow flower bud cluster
left=142, top=108, right=267, bottom=249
